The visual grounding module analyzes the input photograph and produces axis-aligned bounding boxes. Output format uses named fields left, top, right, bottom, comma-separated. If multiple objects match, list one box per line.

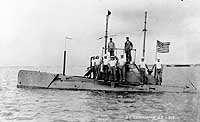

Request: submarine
left=17, top=11, right=197, bottom=93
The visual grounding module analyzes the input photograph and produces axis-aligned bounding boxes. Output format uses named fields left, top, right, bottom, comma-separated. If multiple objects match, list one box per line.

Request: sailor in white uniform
left=91, top=56, right=96, bottom=79
left=139, top=57, right=146, bottom=84
left=155, top=58, right=163, bottom=85
left=103, top=54, right=109, bottom=80
left=95, top=56, right=101, bottom=79
left=108, top=56, right=117, bottom=82
left=118, top=55, right=126, bottom=82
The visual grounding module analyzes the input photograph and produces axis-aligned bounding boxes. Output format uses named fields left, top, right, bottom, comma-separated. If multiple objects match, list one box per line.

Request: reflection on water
left=0, top=66, right=199, bottom=122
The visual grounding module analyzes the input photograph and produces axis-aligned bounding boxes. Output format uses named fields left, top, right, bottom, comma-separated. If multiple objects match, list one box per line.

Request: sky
left=0, top=0, right=200, bottom=69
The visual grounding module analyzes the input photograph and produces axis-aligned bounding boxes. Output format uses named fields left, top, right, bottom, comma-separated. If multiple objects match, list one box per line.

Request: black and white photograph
left=0, top=0, right=199, bottom=121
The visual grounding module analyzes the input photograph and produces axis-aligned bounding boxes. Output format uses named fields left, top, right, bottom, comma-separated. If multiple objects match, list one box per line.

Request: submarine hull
left=17, top=70, right=195, bottom=93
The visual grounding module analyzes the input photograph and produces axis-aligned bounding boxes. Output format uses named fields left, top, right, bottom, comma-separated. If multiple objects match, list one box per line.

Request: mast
left=142, top=11, right=148, bottom=58
left=104, top=10, right=111, bottom=54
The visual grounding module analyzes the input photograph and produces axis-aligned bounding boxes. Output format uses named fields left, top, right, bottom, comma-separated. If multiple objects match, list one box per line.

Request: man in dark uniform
left=108, top=38, right=115, bottom=56
left=124, top=37, right=133, bottom=63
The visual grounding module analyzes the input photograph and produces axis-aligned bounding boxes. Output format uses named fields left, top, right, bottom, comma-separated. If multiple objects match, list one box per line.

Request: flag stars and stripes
left=157, top=40, right=170, bottom=53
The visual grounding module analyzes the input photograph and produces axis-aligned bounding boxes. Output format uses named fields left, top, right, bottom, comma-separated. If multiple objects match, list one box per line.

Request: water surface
left=0, top=66, right=199, bottom=122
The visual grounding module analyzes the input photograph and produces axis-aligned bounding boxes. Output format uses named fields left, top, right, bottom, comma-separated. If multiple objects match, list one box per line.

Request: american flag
left=157, top=40, right=170, bottom=53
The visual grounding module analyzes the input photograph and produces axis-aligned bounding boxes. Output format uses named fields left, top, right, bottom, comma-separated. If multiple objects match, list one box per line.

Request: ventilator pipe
left=63, top=50, right=66, bottom=76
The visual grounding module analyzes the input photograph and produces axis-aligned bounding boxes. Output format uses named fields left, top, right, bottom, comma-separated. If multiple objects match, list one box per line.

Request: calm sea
left=0, top=66, right=199, bottom=122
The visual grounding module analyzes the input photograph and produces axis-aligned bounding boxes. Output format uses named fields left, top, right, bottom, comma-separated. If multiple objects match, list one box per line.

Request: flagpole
left=155, top=40, right=158, bottom=61
left=154, top=40, right=158, bottom=78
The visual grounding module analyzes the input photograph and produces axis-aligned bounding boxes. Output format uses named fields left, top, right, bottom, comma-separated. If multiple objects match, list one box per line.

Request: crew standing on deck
left=95, top=56, right=101, bottom=79
left=139, top=57, right=146, bottom=84
left=108, top=38, right=115, bottom=56
left=91, top=56, right=96, bottom=79
left=155, top=58, right=163, bottom=85
left=118, top=55, right=126, bottom=82
left=103, top=54, right=109, bottom=81
left=108, top=56, right=117, bottom=82
left=124, top=37, right=133, bottom=63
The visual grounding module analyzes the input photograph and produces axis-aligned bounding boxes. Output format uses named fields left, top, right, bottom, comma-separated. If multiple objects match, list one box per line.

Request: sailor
left=118, top=54, right=126, bottom=82
left=139, top=57, right=146, bottom=84
left=155, top=58, right=163, bottom=85
left=108, top=56, right=117, bottom=82
left=103, top=54, right=109, bottom=81
left=108, top=38, right=115, bottom=56
left=124, top=37, right=133, bottom=63
left=95, top=56, right=101, bottom=79
left=84, top=67, right=91, bottom=78
left=85, top=56, right=93, bottom=78
left=91, top=56, right=96, bottom=79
